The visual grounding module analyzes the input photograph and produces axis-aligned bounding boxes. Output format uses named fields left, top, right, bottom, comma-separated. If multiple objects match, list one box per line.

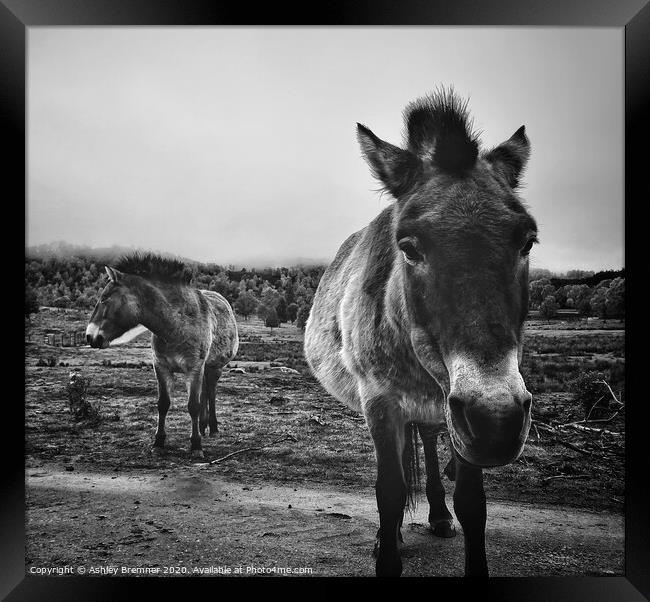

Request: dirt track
left=26, top=466, right=623, bottom=578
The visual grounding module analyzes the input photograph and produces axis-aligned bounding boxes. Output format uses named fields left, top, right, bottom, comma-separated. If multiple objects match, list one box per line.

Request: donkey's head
left=358, top=89, right=536, bottom=467
left=86, top=267, right=141, bottom=349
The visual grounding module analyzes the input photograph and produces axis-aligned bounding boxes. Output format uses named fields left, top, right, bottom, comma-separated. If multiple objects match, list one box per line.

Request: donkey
left=304, top=89, right=536, bottom=577
left=86, top=254, right=239, bottom=459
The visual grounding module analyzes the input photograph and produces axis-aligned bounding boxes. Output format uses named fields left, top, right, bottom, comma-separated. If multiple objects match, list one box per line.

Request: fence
left=40, top=332, right=87, bottom=347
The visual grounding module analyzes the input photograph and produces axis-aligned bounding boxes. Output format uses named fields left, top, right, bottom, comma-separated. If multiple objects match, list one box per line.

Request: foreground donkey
left=86, top=254, right=239, bottom=459
left=305, top=89, right=536, bottom=577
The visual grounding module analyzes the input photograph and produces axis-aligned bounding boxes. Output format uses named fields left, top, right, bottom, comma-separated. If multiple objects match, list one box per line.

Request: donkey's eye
left=398, top=238, right=424, bottom=264
left=521, top=237, right=537, bottom=256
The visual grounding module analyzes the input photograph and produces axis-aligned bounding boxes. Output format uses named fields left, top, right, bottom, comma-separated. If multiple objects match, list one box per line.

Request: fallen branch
left=558, top=410, right=622, bottom=429
left=585, top=395, right=607, bottom=421
left=560, top=423, right=623, bottom=437
left=556, top=439, right=591, bottom=456
left=532, top=420, right=555, bottom=432
left=205, top=434, right=298, bottom=466
left=583, top=411, right=621, bottom=424
left=596, top=380, right=624, bottom=407
left=542, top=474, right=591, bottom=482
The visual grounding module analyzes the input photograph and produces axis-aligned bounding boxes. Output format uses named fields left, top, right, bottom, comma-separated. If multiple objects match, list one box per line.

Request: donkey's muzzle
left=448, top=391, right=531, bottom=467
left=87, top=333, right=107, bottom=349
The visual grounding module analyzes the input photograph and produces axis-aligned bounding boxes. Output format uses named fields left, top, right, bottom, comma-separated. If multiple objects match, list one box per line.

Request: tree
left=257, top=302, right=273, bottom=322
left=555, top=284, right=572, bottom=308
left=539, top=295, right=559, bottom=320
left=540, top=284, right=556, bottom=300
left=234, top=291, right=257, bottom=320
left=265, top=308, right=280, bottom=329
left=605, top=277, right=624, bottom=318
left=287, top=302, right=299, bottom=324
left=529, top=279, right=552, bottom=308
left=276, top=297, right=288, bottom=324
left=25, top=286, right=39, bottom=321
left=285, top=281, right=295, bottom=305
left=589, top=287, right=608, bottom=318
left=568, top=284, right=593, bottom=316
left=576, top=295, right=592, bottom=317
left=296, top=304, right=311, bottom=330
left=260, top=285, right=279, bottom=308
left=567, top=284, right=590, bottom=304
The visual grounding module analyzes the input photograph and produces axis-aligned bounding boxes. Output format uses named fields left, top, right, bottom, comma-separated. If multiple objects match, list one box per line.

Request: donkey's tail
left=403, top=422, right=422, bottom=513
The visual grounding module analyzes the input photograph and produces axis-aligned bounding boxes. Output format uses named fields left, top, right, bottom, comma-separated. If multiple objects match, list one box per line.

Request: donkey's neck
left=134, top=280, right=187, bottom=340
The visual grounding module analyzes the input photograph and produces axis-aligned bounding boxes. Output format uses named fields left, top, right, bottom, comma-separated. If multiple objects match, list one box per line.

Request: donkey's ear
left=484, top=125, right=531, bottom=189
left=105, top=266, right=122, bottom=283
left=357, top=123, right=422, bottom=198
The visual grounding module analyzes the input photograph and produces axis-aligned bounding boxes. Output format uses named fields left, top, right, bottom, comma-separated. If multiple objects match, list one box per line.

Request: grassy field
left=25, top=307, right=625, bottom=513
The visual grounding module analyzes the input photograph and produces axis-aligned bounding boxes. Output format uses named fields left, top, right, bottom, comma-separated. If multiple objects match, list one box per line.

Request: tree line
left=529, top=271, right=625, bottom=319
left=25, top=255, right=624, bottom=325
left=24, top=255, right=324, bottom=329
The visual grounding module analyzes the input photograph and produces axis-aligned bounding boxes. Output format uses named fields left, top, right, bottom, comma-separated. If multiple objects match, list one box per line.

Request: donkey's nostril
left=448, top=394, right=464, bottom=414
left=448, top=395, right=473, bottom=438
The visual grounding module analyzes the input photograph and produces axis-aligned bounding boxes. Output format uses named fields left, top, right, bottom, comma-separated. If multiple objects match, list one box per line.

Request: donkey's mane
left=115, top=252, right=192, bottom=284
left=403, top=87, right=479, bottom=174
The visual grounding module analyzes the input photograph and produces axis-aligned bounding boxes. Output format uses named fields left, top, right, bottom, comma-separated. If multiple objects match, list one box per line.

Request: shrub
left=67, top=370, right=101, bottom=423
left=568, top=371, right=614, bottom=420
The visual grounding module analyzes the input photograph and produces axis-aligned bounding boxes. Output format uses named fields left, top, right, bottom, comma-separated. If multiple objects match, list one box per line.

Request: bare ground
left=25, top=467, right=623, bottom=577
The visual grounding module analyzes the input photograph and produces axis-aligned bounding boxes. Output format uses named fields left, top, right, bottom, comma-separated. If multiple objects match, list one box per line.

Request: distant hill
left=25, top=241, right=328, bottom=270
left=27, top=242, right=140, bottom=261
left=25, top=242, right=198, bottom=266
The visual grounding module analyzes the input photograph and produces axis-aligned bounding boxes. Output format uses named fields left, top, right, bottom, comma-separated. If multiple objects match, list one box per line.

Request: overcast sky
left=27, top=27, right=623, bottom=272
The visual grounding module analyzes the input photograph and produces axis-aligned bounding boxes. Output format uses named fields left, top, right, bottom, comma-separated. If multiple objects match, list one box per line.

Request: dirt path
left=25, top=465, right=623, bottom=577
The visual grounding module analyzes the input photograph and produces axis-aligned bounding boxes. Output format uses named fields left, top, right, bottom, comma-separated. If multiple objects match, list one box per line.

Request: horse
left=85, top=253, right=239, bottom=459
left=304, top=88, right=536, bottom=577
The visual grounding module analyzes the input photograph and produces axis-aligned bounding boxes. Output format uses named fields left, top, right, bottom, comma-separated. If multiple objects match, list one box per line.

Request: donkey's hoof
left=190, top=449, right=205, bottom=460
left=151, top=446, right=166, bottom=456
left=430, top=519, right=456, bottom=538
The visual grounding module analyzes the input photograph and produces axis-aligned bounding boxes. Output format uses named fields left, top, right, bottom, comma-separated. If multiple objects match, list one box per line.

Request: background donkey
left=86, top=253, right=239, bottom=459
left=305, top=88, right=537, bottom=577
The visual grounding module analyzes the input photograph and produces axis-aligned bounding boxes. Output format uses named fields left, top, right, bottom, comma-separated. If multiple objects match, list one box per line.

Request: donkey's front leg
left=453, top=451, right=488, bottom=576
left=418, top=424, right=455, bottom=538
left=365, top=396, right=407, bottom=577
left=186, top=363, right=206, bottom=460
left=152, top=364, right=174, bottom=453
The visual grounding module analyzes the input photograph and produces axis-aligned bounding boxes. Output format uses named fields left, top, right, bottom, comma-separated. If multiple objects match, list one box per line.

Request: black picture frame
left=7, top=0, right=648, bottom=598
